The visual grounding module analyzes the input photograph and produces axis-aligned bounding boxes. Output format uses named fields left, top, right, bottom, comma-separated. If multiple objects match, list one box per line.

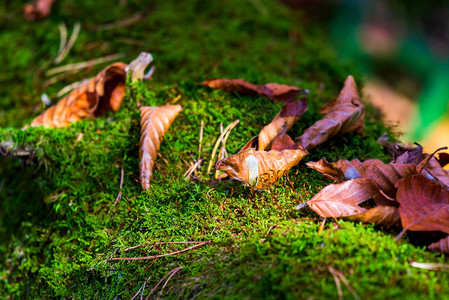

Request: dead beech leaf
left=428, top=236, right=449, bottom=255
left=296, top=75, right=365, bottom=150
left=215, top=147, right=307, bottom=190
left=270, top=134, right=298, bottom=151
left=396, top=174, right=449, bottom=235
left=24, top=0, right=55, bottom=21
left=139, top=104, right=182, bottom=190
left=30, top=53, right=153, bottom=128
left=203, top=78, right=305, bottom=103
left=393, top=143, right=423, bottom=165
left=258, top=98, right=307, bottom=150
left=306, top=178, right=380, bottom=218
left=31, top=63, right=127, bottom=128
left=346, top=206, right=400, bottom=228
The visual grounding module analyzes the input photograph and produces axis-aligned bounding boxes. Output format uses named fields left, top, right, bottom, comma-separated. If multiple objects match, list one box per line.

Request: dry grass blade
left=159, top=266, right=184, bottom=295
left=113, top=166, right=124, bottom=205
left=410, top=262, right=449, bottom=272
left=54, top=22, right=80, bottom=64
left=184, top=159, right=203, bottom=180
left=46, top=53, right=127, bottom=76
left=206, top=120, right=240, bottom=174
left=111, top=241, right=210, bottom=261
left=95, top=12, right=143, bottom=31
left=56, top=79, right=87, bottom=98
left=144, top=266, right=183, bottom=299
left=198, top=120, right=204, bottom=160
left=328, top=266, right=361, bottom=300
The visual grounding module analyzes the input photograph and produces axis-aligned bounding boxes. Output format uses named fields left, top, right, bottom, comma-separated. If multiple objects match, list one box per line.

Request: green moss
left=0, top=0, right=447, bottom=298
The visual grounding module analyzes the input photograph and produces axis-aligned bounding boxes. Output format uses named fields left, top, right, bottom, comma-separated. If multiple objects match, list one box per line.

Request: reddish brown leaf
left=24, top=0, right=55, bottom=20
left=428, top=236, right=449, bottom=255
left=393, top=144, right=423, bottom=164
left=396, top=174, right=449, bottom=234
left=215, top=147, right=307, bottom=190
left=346, top=206, right=400, bottom=228
left=258, top=98, right=307, bottom=150
left=203, top=78, right=305, bottom=102
left=423, top=157, right=449, bottom=189
left=296, top=75, right=365, bottom=150
left=139, top=105, right=182, bottom=190
left=437, top=153, right=449, bottom=168
left=270, top=134, right=298, bottom=151
left=306, top=178, right=379, bottom=218
left=31, top=63, right=127, bottom=128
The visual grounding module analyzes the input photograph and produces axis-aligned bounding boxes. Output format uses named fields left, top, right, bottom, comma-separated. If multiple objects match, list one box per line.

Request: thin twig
left=112, top=241, right=209, bottom=261
left=124, top=241, right=204, bottom=252
left=159, top=266, right=184, bottom=295
left=54, top=22, right=81, bottom=64
left=144, top=268, right=176, bottom=300
left=206, top=120, right=240, bottom=174
left=114, top=165, right=124, bottom=205
left=46, top=53, right=127, bottom=76
left=328, top=266, right=360, bottom=300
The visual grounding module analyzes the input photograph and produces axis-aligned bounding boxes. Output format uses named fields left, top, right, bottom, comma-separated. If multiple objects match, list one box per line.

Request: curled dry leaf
left=139, top=104, right=182, bottom=190
left=203, top=78, right=306, bottom=103
left=423, top=156, right=449, bottom=189
left=215, top=147, right=307, bottom=190
left=393, top=143, right=423, bottom=164
left=396, top=174, right=449, bottom=235
left=24, top=0, right=55, bottom=20
left=306, top=178, right=380, bottom=218
left=258, top=98, right=307, bottom=150
left=31, top=63, right=127, bottom=128
left=296, top=75, right=365, bottom=150
left=30, top=52, right=154, bottom=128
left=346, top=206, right=400, bottom=228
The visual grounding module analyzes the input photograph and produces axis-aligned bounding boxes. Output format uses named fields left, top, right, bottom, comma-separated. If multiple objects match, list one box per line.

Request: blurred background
left=283, top=0, right=449, bottom=152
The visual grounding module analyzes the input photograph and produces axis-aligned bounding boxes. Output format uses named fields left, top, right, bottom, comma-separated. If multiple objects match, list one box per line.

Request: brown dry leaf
left=31, top=63, right=127, bottom=128
left=139, top=104, right=182, bottom=190
left=306, top=178, right=379, bottom=218
left=296, top=75, right=365, bottom=150
left=428, top=236, right=449, bottom=255
left=30, top=53, right=153, bottom=128
left=393, top=143, right=423, bottom=164
left=203, top=78, right=305, bottom=103
left=346, top=206, right=400, bottom=228
left=396, top=174, right=449, bottom=235
left=258, top=98, right=307, bottom=150
left=24, top=0, right=55, bottom=20
left=423, top=157, right=449, bottom=188
left=215, top=147, right=307, bottom=190
left=270, top=134, right=298, bottom=151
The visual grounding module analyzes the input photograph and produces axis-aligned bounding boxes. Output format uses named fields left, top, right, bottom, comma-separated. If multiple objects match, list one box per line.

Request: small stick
left=328, top=266, right=360, bottom=300
left=198, top=120, right=204, bottom=161
left=114, top=166, right=124, bottom=205
left=206, top=120, right=240, bottom=174
left=184, top=159, right=203, bottom=180
left=112, top=241, right=209, bottom=261
left=159, top=266, right=184, bottom=295
left=46, top=53, right=127, bottom=76
left=54, top=22, right=81, bottom=64
left=329, top=267, right=343, bottom=300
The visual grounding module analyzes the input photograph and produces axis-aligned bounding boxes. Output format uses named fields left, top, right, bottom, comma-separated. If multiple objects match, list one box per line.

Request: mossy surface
left=1, top=0, right=448, bottom=298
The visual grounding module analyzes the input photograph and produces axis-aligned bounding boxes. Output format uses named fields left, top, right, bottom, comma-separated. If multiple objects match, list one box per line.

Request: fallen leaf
left=24, top=0, right=55, bottom=20
left=306, top=178, right=379, bottom=218
left=270, top=134, right=298, bottom=151
left=215, top=147, right=307, bottom=190
left=296, top=75, right=365, bottom=150
left=258, top=98, right=307, bottom=150
left=437, top=153, right=449, bottom=168
left=30, top=53, right=153, bottom=128
left=423, top=157, right=449, bottom=188
left=139, top=104, right=182, bottom=190
left=393, top=143, right=423, bottom=165
left=346, top=206, right=400, bottom=228
left=396, top=174, right=449, bottom=235
left=428, top=236, right=449, bottom=255
left=203, top=78, right=306, bottom=103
